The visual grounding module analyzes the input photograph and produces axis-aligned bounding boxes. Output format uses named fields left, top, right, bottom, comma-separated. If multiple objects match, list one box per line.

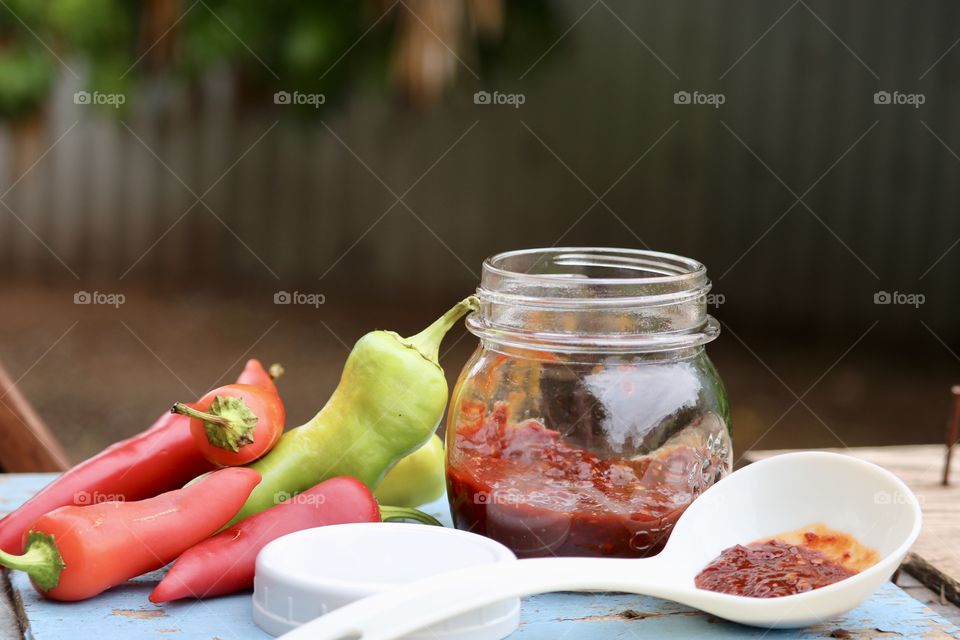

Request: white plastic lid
left=253, top=523, right=520, bottom=639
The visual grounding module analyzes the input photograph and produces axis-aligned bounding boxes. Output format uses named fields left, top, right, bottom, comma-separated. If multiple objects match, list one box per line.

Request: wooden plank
left=11, top=570, right=271, bottom=640
left=0, top=474, right=57, bottom=516
left=745, top=445, right=960, bottom=607
left=2, top=473, right=960, bottom=638
left=0, top=474, right=62, bottom=637
left=898, top=572, right=960, bottom=628
left=10, top=568, right=960, bottom=639
left=513, top=585, right=960, bottom=639
left=0, top=570, right=23, bottom=639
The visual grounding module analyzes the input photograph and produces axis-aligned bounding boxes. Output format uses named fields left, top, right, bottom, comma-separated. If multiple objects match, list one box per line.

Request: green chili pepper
left=374, top=433, right=446, bottom=508
left=226, top=296, right=479, bottom=525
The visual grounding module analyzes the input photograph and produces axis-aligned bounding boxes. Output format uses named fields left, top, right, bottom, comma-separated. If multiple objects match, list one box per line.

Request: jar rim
left=482, top=247, right=706, bottom=288
left=478, top=247, right=710, bottom=306
left=470, top=247, right=720, bottom=353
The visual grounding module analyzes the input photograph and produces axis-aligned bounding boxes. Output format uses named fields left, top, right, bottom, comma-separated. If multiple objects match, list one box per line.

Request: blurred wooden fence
left=0, top=0, right=958, bottom=337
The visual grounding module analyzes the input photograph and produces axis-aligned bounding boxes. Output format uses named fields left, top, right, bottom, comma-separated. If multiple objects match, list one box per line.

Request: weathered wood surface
left=745, top=445, right=960, bottom=607
left=10, top=575, right=960, bottom=640
left=899, top=572, right=960, bottom=628
left=3, top=473, right=960, bottom=639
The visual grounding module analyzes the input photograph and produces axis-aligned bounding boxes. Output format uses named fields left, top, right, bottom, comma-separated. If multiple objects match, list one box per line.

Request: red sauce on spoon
left=695, top=525, right=878, bottom=598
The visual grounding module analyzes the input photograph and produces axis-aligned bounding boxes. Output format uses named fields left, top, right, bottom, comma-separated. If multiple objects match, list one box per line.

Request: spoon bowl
left=277, top=452, right=922, bottom=639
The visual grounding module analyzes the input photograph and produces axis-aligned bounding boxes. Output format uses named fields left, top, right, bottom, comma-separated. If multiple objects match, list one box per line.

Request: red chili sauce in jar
left=695, top=525, right=878, bottom=598
left=446, top=401, right=702, bottom=558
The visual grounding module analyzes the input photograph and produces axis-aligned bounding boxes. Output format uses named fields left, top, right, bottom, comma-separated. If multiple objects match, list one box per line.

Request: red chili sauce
left=447, top=402, right=701, bottom=558
left=695, top=527, right=876, bottom=598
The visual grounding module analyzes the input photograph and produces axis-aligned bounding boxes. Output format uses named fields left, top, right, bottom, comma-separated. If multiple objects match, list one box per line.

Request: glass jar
left=446, top=248, right=731, bottom=559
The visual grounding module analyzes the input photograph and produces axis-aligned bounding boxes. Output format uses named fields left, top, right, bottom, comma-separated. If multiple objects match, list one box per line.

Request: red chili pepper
left=0, top=359, right=278, bottom=554
left=171, top=383, right=285, bottom=466
left=0, top=467, right=261, bottom=601
left=148, top=476, right=440, bottom=603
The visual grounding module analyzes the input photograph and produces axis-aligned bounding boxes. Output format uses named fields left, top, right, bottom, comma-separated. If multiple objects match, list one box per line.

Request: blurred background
left=0, top=0, right=957, bottom=463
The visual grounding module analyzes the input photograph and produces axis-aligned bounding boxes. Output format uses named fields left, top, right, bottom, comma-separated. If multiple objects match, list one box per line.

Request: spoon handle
left=278, top=555, right=671, bottom=640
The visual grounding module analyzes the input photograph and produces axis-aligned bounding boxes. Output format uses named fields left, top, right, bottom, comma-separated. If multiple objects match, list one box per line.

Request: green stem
left=171, top=397, right=258, bottom=453
left=379, top=505, right=443, bottom=526
left=171, top=402, right=230, bottom=427
left=0, top=531, right=65, bottom=592
left=403, top=296, right=480, bottom=362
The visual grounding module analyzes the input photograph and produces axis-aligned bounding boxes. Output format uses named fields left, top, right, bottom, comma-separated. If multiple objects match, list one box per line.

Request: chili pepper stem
left=378, top=505, right=443, bottom=526
left=172, top=403, right=229, bottom=427
left=171, top=397, right=258, bottom=453
left=403, top=296, right=480, bottom=362
left=0, top=531, right=65, bottom=591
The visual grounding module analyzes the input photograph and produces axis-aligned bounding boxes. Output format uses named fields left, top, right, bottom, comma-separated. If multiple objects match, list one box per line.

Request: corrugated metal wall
left=1, top=0, right=958, bottom=337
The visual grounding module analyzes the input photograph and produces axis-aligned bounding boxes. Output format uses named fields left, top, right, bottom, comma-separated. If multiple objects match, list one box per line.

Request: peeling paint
left=825, top=628, right=902, bottom=638
left=558, top=608, right=699, bottom=623
left=110, top=608, right=166, bottom=620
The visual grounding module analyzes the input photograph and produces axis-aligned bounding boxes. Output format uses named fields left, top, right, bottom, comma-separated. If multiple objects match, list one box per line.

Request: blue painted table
left=3, top=474, right=959, bottom=639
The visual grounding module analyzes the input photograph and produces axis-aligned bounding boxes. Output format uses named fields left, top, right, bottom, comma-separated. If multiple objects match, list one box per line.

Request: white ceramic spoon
left=279, top=451, right=922, bottom=639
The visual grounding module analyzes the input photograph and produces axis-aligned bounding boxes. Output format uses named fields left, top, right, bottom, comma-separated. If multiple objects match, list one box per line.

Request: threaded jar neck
left=467, top=247, right=720, bottom=353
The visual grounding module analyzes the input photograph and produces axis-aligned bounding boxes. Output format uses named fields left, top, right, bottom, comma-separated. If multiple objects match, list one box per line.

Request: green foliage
left=0, top=0, right=557, bottom=120
left=0, top=48, right=55, bottom=120
left=47, top=0, right=131, bottom=51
